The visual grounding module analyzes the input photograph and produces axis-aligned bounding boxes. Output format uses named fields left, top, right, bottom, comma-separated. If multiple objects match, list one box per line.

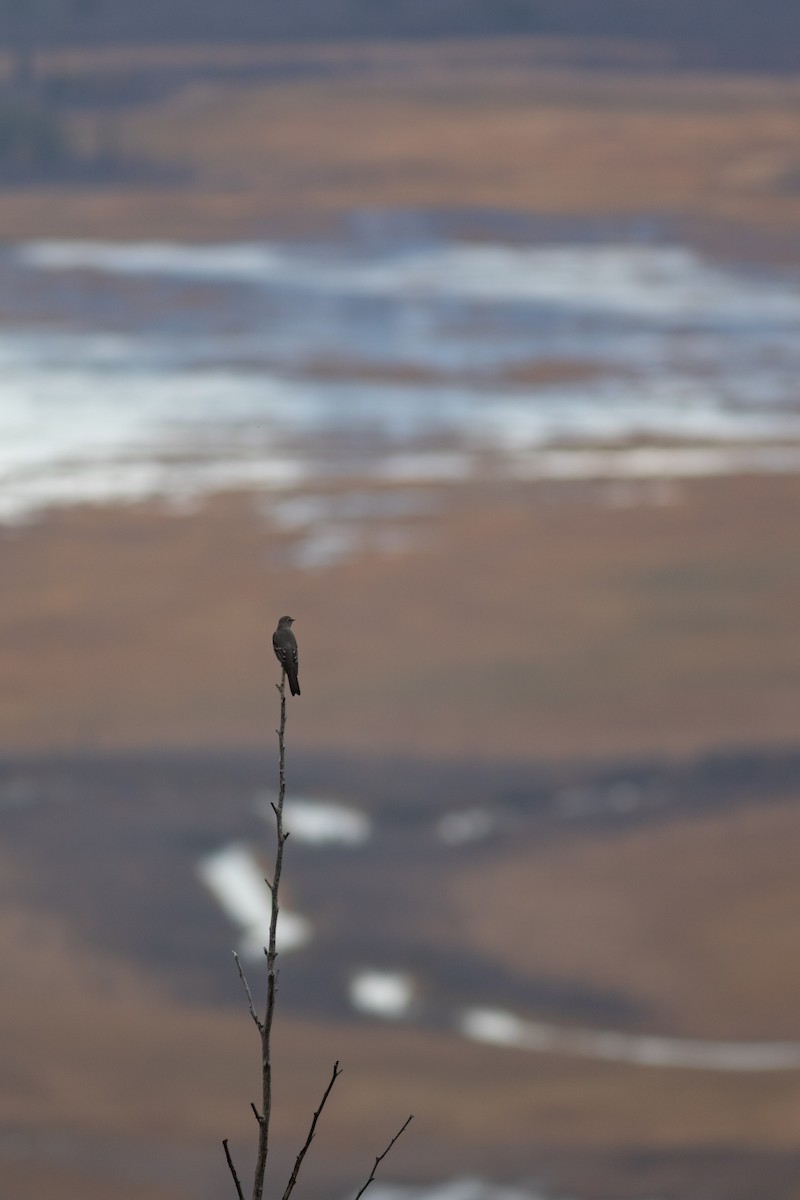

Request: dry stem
left=223, top=665, right=412, bottom=1199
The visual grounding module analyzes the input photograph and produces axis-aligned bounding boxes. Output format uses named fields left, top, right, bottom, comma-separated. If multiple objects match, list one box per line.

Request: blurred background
left=2, top=4, right=800, bottom=1199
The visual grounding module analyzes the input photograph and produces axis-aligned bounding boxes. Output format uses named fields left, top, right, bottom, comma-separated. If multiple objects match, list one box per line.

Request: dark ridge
left=0, top=1, right=799, bottom=73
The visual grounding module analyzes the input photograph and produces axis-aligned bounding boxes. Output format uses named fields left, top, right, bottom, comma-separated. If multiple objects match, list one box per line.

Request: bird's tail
left=288, top=672, right=301, bottom=697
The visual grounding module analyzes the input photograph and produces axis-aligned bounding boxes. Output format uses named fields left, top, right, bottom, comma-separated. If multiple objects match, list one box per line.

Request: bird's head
left=278, top=615, right=295, bottom=627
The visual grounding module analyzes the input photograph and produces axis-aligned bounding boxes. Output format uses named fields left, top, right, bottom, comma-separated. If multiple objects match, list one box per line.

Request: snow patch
left=460, top=1007, right=800, bottom=1072
left=282, top=799, right=372, bottom=846
left=349, top=971, right=415, bottom=1019
left=198, top=843, right=311, bottom=959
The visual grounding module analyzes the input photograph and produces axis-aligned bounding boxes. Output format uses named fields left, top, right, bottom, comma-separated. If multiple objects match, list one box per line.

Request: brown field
left=2, top=474, right=800, bottom=762
left=3, top=36, right=800, bottom=1200
left=0, top=39, right=799, bottom=256
left=2, top=476, right=800, bottom=1199
left=450, top=794, right=800, bottom=1040
left=2, top=747, right=800, bottom=1200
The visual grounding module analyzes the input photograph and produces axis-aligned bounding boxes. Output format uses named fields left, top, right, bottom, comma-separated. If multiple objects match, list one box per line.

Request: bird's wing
left=273, top=630, right=298, bottom=666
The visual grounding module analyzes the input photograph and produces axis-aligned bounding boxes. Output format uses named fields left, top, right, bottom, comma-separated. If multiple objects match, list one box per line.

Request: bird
left=272, top=615, right=300, bottom=696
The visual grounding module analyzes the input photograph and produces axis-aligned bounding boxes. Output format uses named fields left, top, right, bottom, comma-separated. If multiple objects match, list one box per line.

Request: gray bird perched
left=273, top=615, right=300, bottom=696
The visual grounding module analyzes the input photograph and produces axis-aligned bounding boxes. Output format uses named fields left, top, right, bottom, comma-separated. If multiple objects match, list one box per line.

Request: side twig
left=233, top=951, right=263, bottom=1032
left=281, top=1061, right=343, bottom=1200
left=353, top=1115, right=415, bottom=1200
left=223, top=1139, right=245, bottom=1200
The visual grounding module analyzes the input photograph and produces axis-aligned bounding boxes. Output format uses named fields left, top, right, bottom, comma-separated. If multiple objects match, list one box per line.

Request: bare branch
left=233, top=951, right=263, bottom=1031
left=223, top=1139, right=245, bottom=1200
left=251, top=669, right=288, bottom=1200
left=230, top=652, right=412, bottom=1200
left=281, top=1061, right=343, bottom=1200
left=352, top=1116, right=414, bottom=1200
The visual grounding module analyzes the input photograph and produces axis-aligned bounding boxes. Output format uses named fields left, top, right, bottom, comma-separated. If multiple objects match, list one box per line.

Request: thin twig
left=223, top=1139, right=245, bottom=1200
left=233, top=951, right=263, bottom=1031
left=352, top=1115, right=414, bottom=1200
left=281, top=1061, right=343, bottom=1200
